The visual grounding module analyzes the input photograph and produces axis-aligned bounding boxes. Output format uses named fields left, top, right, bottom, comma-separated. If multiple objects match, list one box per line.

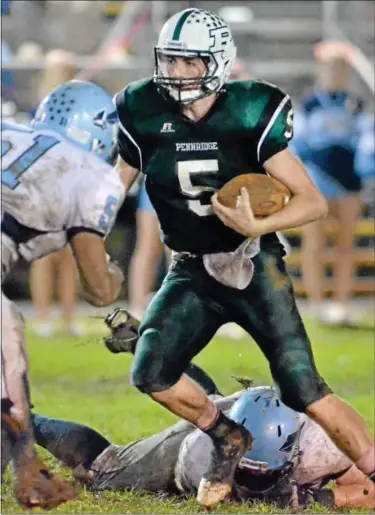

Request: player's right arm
left=68, top=152, right=133, bottom=308
left=73, top=157, right=138, bottom=307
left=70, top=85, right=142, bottom=307
left=70, top=232, right=124, bottom=307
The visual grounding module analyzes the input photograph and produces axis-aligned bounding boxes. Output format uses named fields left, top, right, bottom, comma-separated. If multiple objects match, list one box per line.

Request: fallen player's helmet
left=154, top=8, right=236, bottom=104
left=32, top=80, right=117, bottom=162
left=229, top=386, right=304, bottom=492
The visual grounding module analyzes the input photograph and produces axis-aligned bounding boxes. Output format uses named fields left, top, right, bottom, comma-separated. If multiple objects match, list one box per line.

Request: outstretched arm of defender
left=70, top=156, right=140, bottom=308
left=71, top=232, right=124, bottom=307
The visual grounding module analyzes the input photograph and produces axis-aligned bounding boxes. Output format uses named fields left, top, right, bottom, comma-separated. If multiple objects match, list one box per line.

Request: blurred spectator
left=356, top=117, right=375, bottom=214
left=29, top=49, right=84, bottom=337
left=127, top=177, right=170, bottom=319
left=291, top=41, right=374, bottom=326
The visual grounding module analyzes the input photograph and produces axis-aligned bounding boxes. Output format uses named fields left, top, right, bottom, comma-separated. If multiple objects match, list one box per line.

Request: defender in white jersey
left=1, top=80, right=127, bottom=509
left=30, top=383, right=374, bottom=510
left=2, top=123, right=124, bottom=269
left=177, top=386, right=374, bottom=509
left=28, top=310, right=374, bottom=510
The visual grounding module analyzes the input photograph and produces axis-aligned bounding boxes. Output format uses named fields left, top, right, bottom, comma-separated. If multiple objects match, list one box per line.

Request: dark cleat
left=197, top=424, right=253, bottom=508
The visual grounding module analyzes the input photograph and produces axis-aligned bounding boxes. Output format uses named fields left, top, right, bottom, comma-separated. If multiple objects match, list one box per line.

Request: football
left=217, top=173, right=291, bottom=216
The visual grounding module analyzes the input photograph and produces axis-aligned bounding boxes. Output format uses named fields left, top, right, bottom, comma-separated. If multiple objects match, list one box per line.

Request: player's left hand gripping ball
left=104, top=308, right=140, bottom=354
left=212, top=188, right=263, bottom=238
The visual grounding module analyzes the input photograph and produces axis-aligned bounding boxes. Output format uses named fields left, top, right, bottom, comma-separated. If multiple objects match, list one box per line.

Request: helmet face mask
left=154, top=8, right=237, bottom=104
left=236, top=452, right=300, bottom=494
left=235, top=461, right=295, bottom=494
left=154, top=48, right=220, bottom=104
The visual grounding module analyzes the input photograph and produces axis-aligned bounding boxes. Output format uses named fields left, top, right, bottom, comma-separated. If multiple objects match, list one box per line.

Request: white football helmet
left=154, top=8, right=237, bottom=104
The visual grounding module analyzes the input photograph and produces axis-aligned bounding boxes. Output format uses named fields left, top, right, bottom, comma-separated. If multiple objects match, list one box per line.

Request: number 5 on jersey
left=99, top=195, right=118, bottom=232
left=177, top=159, right=219, bottom=216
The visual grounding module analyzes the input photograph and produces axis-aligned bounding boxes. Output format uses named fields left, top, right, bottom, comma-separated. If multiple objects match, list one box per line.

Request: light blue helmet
left=229, top=386, right=304, bottom=481
left=32, top=80, right=117, bottom=162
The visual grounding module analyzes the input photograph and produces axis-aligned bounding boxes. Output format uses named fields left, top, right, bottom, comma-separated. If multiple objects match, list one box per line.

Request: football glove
left=103, top=308, right=139, bottom=354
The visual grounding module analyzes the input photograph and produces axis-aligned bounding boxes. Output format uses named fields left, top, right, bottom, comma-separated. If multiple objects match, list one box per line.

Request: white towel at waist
left=202, top=237, right=260, bottom=289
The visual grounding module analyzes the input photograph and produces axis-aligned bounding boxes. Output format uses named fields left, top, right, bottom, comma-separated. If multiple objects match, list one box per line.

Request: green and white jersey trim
left=257, top=95, right=290, bottom=162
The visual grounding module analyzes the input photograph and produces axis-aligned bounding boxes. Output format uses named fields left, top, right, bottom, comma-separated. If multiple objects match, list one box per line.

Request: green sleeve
left=114, top=86, right=143, bottom=171
left=257, top=95, right=294, bottom=164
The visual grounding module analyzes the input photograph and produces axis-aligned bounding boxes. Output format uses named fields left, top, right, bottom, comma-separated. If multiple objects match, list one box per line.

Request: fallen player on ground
left=27, top=309, right=374, bottom=510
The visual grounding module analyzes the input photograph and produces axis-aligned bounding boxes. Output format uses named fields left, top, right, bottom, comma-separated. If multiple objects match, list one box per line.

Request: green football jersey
left=114, top=78, right=293, bottom=254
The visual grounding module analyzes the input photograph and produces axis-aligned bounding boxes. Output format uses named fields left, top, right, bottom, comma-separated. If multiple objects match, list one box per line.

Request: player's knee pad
left=271, top=347, right=332, bottom=413
left=130, top=328, right=183, bottom=393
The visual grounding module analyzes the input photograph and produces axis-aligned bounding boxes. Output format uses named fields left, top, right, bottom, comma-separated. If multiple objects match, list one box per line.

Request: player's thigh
left=230, top=250, right=331, bottom=412
left=132, top=260, right=226, bottom=391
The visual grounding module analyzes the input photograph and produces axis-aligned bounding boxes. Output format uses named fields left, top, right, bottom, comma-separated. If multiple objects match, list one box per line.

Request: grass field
left=2, top=314, right=374, bottom=514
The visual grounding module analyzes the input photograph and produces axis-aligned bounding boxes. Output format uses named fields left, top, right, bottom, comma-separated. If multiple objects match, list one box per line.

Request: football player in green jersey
left=111, top=7, right=375, bottom=509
